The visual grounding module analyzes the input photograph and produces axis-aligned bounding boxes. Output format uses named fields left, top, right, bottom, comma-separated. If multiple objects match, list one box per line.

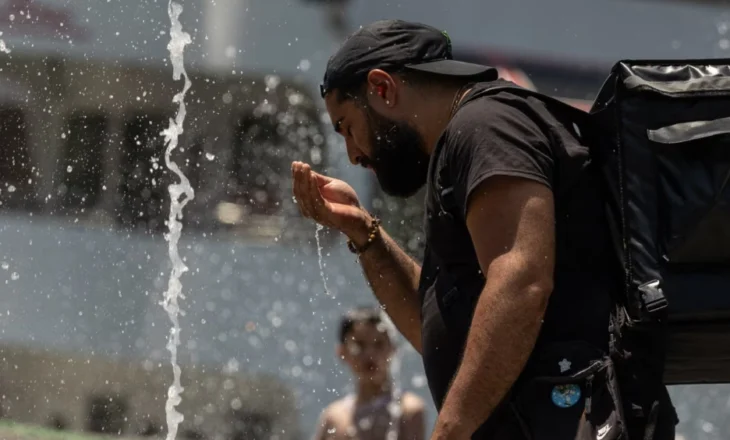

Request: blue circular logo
left=551, top=384, right=582, bottom=408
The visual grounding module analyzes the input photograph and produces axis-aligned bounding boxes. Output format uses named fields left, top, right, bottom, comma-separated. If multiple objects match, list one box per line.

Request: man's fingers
left=311, top=170, right=333, bottom=188
left=308, top=169, right=328, bottom=217
left=302, top=166, right=322, bottom=221
left=292, top=161, right=335, bottom=226
left=292, top=162, right=312, bottom=218
left=297, top=163, right=318, bottom=218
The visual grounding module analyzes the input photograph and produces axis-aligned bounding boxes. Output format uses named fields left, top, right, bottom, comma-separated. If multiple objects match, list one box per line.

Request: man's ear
left=366, top=69, right=397, bottom=108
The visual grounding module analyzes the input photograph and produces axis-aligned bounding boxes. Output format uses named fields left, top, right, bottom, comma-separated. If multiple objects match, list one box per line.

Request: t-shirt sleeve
left=442, top=97, right=555, bottom=217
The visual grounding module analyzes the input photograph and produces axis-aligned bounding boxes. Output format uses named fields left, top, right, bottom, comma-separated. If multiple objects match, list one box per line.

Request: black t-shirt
left=418, top=81, right=618, bottom=436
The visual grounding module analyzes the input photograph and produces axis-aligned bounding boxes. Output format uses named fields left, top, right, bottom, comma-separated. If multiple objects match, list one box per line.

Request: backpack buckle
left=638, top=280, right=668, bottom=315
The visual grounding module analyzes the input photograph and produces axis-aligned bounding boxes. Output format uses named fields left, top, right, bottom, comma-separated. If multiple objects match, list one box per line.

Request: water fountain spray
left=160, top=2, right=194, bottom=439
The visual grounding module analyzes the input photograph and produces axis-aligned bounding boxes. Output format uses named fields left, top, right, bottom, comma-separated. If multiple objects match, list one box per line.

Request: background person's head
left=337, top=306, right=396, bottom=389
left=320, top=19, right=498, bottom=198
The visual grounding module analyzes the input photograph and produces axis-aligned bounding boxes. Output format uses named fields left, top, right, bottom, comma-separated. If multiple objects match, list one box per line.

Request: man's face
left=338, top=321, right=394, bottom=385
left=324, top=89, right=430, bottom=198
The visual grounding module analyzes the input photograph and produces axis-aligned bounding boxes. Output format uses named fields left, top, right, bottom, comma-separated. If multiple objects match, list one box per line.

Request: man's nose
left=345, top=139, right=362, bottom=166
left=362, top=344, right=378, bottom=358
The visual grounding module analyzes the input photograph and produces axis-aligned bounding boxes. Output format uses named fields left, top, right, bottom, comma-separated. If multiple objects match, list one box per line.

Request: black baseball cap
left=320, top=19, right=498, bottom=98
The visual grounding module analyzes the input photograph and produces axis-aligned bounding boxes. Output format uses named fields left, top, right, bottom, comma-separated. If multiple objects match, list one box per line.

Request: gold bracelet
left=346, top=216, right=382, bottom=255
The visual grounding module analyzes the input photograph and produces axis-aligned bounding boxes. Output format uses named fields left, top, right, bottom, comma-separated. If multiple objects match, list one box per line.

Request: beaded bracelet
left=346, top=216, right=382, bottom=255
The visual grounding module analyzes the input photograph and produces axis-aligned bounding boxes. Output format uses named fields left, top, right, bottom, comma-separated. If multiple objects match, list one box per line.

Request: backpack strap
left=435, top=82, right=595, bottom=221
left=467, top=82, right=594, bottom=126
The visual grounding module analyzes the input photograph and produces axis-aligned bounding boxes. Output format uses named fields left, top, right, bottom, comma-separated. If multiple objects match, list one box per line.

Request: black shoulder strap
left=463, top=81, right=593, bottom=122
left=435, top=82, right=597, bottom=219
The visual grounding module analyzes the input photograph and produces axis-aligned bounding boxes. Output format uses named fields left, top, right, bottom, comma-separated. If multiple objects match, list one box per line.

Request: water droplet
left=10, top=272, right=19, bottom=281
left=284, top=340, right=297, bottom=352
left=358, top=417, right=373, bottom=430
left=225, top=45, right=236, bottom=58
left=718, top=21, right=728, bottom=35
left=7, top=185, right=15, bottom=193
left=67, top=165, right=73, bottom=173
left=1, top=262, right=8, bottom=270
left=411, top=375, right=427, bottom=388
left=702, top=421, right=715, bottom=433
left=265, top=74, right=281, bottom=90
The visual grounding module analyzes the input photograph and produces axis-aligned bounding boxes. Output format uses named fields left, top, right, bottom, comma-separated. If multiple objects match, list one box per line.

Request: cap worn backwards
left=320, top=19, right=497, bottom=98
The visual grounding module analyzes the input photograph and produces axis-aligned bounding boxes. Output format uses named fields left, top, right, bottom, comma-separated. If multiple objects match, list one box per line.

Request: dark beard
left=362, top=106, right=430, bottom=198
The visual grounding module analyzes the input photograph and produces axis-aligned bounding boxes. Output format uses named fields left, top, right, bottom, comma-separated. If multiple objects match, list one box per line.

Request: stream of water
left=160, top=1, right=194, bottom=439
left=315, top=224, right=331, bottom=296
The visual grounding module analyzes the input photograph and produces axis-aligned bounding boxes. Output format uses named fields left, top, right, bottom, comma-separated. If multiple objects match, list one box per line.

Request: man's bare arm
left=349, top=212, right=423, bottom=353
left=433, top=176, right=555, bottom=438
left=291, top=162, right=423, bottom=353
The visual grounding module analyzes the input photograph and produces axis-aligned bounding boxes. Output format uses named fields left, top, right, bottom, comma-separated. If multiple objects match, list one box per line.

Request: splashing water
left=717, top=14, right=730, bottom=52
left=160, top=2, right=194, bottom=440
left=315, top=224, right=330, bottom=296
left=0, top=32, right=10, bottom=54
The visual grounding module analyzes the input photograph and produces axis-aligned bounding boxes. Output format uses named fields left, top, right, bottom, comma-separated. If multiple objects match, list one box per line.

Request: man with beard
left=292, top=19, right=676, bottom=440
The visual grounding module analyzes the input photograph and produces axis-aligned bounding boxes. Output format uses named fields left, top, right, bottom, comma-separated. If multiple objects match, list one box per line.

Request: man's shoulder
left=446, top=85, right=555, bottom=141
left=319, top=395, right=354, bottom=421
left=400, top=391, right=426, bottom=416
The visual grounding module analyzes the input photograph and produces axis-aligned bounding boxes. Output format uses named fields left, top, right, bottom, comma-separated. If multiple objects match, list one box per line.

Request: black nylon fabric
left=590, top=58, right=730, bottom=385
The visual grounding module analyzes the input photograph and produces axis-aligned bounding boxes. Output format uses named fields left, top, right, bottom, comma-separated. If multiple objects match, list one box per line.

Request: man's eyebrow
left=333, top=118, right=343, bottom=134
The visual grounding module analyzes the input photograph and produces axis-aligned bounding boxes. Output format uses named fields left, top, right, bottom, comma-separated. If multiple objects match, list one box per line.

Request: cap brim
left=405, top=59, right=498, bottom=80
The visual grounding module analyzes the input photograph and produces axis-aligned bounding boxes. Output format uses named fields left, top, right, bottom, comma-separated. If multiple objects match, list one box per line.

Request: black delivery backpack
left=430, top=61, right=730, bottom=439
left=448, top=59, right=730, bottom=387
left=460, top=59, right=730, bottom=387
left=588, top=59, right=730, bottom=385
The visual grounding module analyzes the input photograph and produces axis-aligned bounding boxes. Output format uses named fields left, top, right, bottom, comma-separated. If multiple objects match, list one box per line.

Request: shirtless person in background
left=313, top=307, right=426, bottom=440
